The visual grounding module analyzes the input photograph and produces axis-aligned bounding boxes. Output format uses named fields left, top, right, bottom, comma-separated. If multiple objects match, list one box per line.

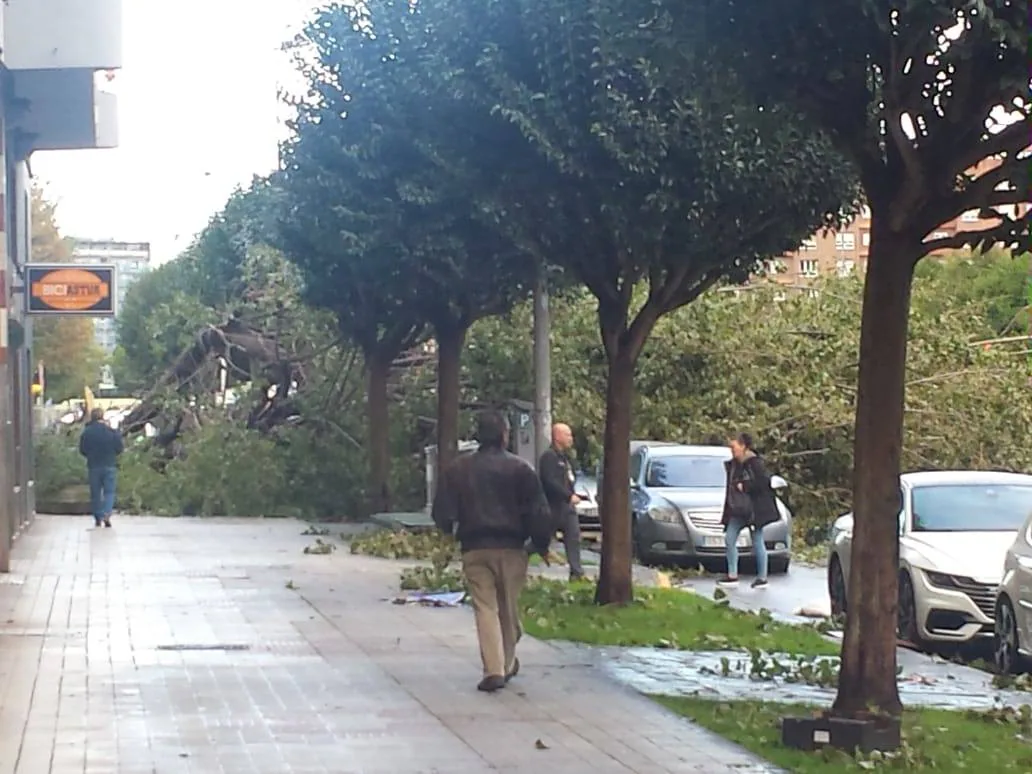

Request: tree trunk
left=832, top=226, right=916, bottom=719
left=595, top=349, right=637, bottom=606
left=434, top=323, right=467, bottom=477
left=366, top=351, right=393, bottom=516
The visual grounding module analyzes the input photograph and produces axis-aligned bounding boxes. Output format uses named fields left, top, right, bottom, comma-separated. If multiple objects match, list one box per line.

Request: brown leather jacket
left=432, top=447, right=553, bottom=555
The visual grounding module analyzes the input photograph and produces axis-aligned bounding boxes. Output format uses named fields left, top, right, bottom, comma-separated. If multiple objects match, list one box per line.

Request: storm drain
left=155, top=644, right=251, bottom=652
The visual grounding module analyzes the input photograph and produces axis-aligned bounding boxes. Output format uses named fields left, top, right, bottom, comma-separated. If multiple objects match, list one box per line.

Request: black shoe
left=103, top=518, right=112, bottom=528
left=569, top=572, right=586, bottom=582
left=477, top=675, right=506, bottom=692
left=505, top=658, right=520, bottom=683
left=716, top=575, right=739, bottom=585
left=751, top=578, right=769, bottom=589
left=93, top=519, right=103, bottom=528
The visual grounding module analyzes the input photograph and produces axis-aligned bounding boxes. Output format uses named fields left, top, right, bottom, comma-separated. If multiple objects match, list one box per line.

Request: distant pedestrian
left=78, top=408, right=124, bottom=528
left=432, top=411, right=553, bottom=693
left=718, top=432, right=780, bottom=588
left=538, top=422, right=585, bottom=581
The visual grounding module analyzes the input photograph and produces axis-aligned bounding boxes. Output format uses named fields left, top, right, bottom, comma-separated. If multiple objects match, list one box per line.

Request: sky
left=31, top=0, right=313, bottom=266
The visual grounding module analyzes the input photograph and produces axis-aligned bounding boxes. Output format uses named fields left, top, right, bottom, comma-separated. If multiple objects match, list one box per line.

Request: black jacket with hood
left=721, top=452, right=781, bottom=529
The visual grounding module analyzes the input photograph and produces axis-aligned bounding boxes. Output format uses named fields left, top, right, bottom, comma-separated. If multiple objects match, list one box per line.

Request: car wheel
left=897, top=571, right=922, bottom=646
left=770, top=556, right=791, bottom=575
left=995, top=596, right=1024, bottom=674
left=828, top=556, right=847, bottom=616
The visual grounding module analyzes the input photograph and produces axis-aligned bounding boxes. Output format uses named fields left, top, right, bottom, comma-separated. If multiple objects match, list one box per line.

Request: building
left=71, top=239, right=151, bottom=354
left=0, top=0, right=123, bottom=567
left=773, top=156, right=1030, bottom=283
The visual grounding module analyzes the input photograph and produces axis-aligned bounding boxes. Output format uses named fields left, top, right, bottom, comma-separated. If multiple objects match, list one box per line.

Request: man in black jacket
left=432, top=411, right=553, bottom=692
left=78, top=408, right=124, bottom=528
left=538, top=422, right=584, bottom=580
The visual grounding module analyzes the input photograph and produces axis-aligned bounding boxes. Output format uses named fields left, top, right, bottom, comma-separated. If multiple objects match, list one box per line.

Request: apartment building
left=774, top=156, right=1029, bottom=283
left=71, top=239, right=151, bottom=354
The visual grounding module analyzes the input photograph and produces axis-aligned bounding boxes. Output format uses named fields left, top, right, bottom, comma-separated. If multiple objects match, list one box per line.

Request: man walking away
left=538, top=422, right=585, bottom=580
left=432, top=411, right=553, bottom=693
left=79, top=408, right=124, bottom=528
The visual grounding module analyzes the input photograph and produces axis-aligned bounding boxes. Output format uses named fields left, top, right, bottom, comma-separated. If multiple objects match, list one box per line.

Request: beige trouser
left=462, top=548, right=529, bottom=678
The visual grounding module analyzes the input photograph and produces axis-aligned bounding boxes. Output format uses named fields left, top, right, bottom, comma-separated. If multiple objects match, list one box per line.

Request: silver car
left=829, top=470, right=1032, bottom=646
left=623, top=442, right=792, bottom=572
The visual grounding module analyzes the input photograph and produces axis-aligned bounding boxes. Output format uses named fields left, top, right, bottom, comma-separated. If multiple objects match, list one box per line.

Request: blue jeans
left=725, top=517, right=767, bottom=579
left=88, top=467, right=116, bottom=524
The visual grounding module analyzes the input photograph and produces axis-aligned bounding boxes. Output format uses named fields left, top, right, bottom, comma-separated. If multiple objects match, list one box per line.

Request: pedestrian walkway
left=0, top=516, right=781, bottom=774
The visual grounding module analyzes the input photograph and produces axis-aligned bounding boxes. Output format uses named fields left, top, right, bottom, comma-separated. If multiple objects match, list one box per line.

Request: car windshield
left=911, top=484, right=1032, bottom=532
left=645, top=456, right=726, bottom=488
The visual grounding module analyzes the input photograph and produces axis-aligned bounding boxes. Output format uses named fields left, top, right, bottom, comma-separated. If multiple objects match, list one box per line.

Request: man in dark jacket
left=538, top=422, right=584, bottom=580
left=432, top=410, right=553, bottom=693
left=79, top=408, right=124, bottom=528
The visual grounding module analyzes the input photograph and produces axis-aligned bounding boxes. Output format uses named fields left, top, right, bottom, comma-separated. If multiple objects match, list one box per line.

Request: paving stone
left=0, top=515, right=783, bottom=774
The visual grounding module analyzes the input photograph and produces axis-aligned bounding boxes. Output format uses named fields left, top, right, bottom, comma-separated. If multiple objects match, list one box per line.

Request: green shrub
left=34, top=429, right=86, bottom=499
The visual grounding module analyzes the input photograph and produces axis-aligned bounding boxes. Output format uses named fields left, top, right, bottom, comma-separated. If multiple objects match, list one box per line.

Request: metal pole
left=532, top=263, right=552, bottom=469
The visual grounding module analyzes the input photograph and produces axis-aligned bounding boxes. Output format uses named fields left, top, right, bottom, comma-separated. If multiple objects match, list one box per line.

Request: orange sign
left=27, top=265, right=116, bottom=316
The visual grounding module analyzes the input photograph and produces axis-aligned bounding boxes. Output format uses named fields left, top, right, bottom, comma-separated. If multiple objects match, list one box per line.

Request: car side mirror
left=770, top=475, right=788, bottom=491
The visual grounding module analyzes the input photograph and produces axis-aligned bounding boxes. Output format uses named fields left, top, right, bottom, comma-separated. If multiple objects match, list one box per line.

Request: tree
left=915, top=248, right=1029, bottom=333
left=369, top=0, right=858, bottom=603
left=278, top=4, right=540, bottom=477
left=30, top=188, right=103, bottom=401
left=685, top=0, right=1030, bottom=715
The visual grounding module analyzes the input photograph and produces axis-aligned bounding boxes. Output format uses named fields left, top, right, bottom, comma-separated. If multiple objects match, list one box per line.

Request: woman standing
left=718, top=432, right=781, bottom=588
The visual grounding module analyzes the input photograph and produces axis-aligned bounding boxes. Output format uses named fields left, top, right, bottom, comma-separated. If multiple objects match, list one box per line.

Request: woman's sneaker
left=716, top=575, right=739, bottom=585
left=751, top=578, right=769, bottom=589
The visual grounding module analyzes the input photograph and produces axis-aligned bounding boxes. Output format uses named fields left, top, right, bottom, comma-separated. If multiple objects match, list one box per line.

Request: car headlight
left=648, top=506, right=681, bottom=524
left=923, top=570, right=957, bottom=588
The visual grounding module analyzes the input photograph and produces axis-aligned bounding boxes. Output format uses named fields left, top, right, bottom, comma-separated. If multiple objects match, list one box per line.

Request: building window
left=800, top=237, right=818, bottom=251
left=961, top=210, right=979, bottom=222
left=859, top=205, right=871, bottom=219
left=834, top=233, right=856, bottom=250
left=861, top=231, right=870, bottom=247
left=799, top=259, right=819, bottom=277
left=930, top=231, right=950, bottom=241
left=836, top=259, right=855, bottom=277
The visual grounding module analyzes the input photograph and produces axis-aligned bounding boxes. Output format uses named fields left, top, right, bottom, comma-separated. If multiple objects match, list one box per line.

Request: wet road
left=673, top=564, right=832, bottom=622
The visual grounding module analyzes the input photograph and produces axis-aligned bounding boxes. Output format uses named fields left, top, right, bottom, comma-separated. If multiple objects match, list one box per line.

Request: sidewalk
left=0, top=516, right=781, bottom=774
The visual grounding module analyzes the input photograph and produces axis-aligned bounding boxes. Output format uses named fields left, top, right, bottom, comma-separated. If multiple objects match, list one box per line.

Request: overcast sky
left=31, top=0, right=312, bottom=266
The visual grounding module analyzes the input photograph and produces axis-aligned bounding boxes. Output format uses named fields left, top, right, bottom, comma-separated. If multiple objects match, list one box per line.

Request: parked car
left=828, top=470, right=1032, bottom=647
left=993, top=503, right=1032, bottom=673
left=573, top=472, right=600, bottom=539
left=604, top=442, right=792, bottom=571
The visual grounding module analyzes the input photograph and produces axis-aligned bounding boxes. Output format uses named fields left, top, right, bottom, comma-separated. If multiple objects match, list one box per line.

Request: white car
left=828, top=470, right=1032, bottom=646
left=994, top=509, right=1032, bottom=673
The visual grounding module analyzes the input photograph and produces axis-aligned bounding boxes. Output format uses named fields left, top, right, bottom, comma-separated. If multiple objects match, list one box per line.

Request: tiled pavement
left=0, top=516, right=782, bottom=774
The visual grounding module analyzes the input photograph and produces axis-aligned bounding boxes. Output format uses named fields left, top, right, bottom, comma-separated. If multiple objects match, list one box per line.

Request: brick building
left=772, top=156, right=1029, bottom=283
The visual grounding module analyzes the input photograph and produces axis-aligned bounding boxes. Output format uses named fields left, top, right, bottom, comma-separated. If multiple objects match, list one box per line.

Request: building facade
left=774, top=157, right=1030, bottom=284
left=0, top=0, right=122, bottom=568
left=71, top=239, right=151, bottom=354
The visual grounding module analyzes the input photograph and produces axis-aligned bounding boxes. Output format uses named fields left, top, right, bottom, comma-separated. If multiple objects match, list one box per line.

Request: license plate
left=579, top=507, right=598, bottom=517
left=701, top=534, right=750, bottom=548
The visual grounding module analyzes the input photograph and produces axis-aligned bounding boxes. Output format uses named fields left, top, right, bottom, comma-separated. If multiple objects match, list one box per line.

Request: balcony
left=4, top=0, right=122, bottom=71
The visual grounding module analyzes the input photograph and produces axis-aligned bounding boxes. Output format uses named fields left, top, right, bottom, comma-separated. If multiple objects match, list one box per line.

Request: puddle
left=551, top=642, right=1032, bottom=710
